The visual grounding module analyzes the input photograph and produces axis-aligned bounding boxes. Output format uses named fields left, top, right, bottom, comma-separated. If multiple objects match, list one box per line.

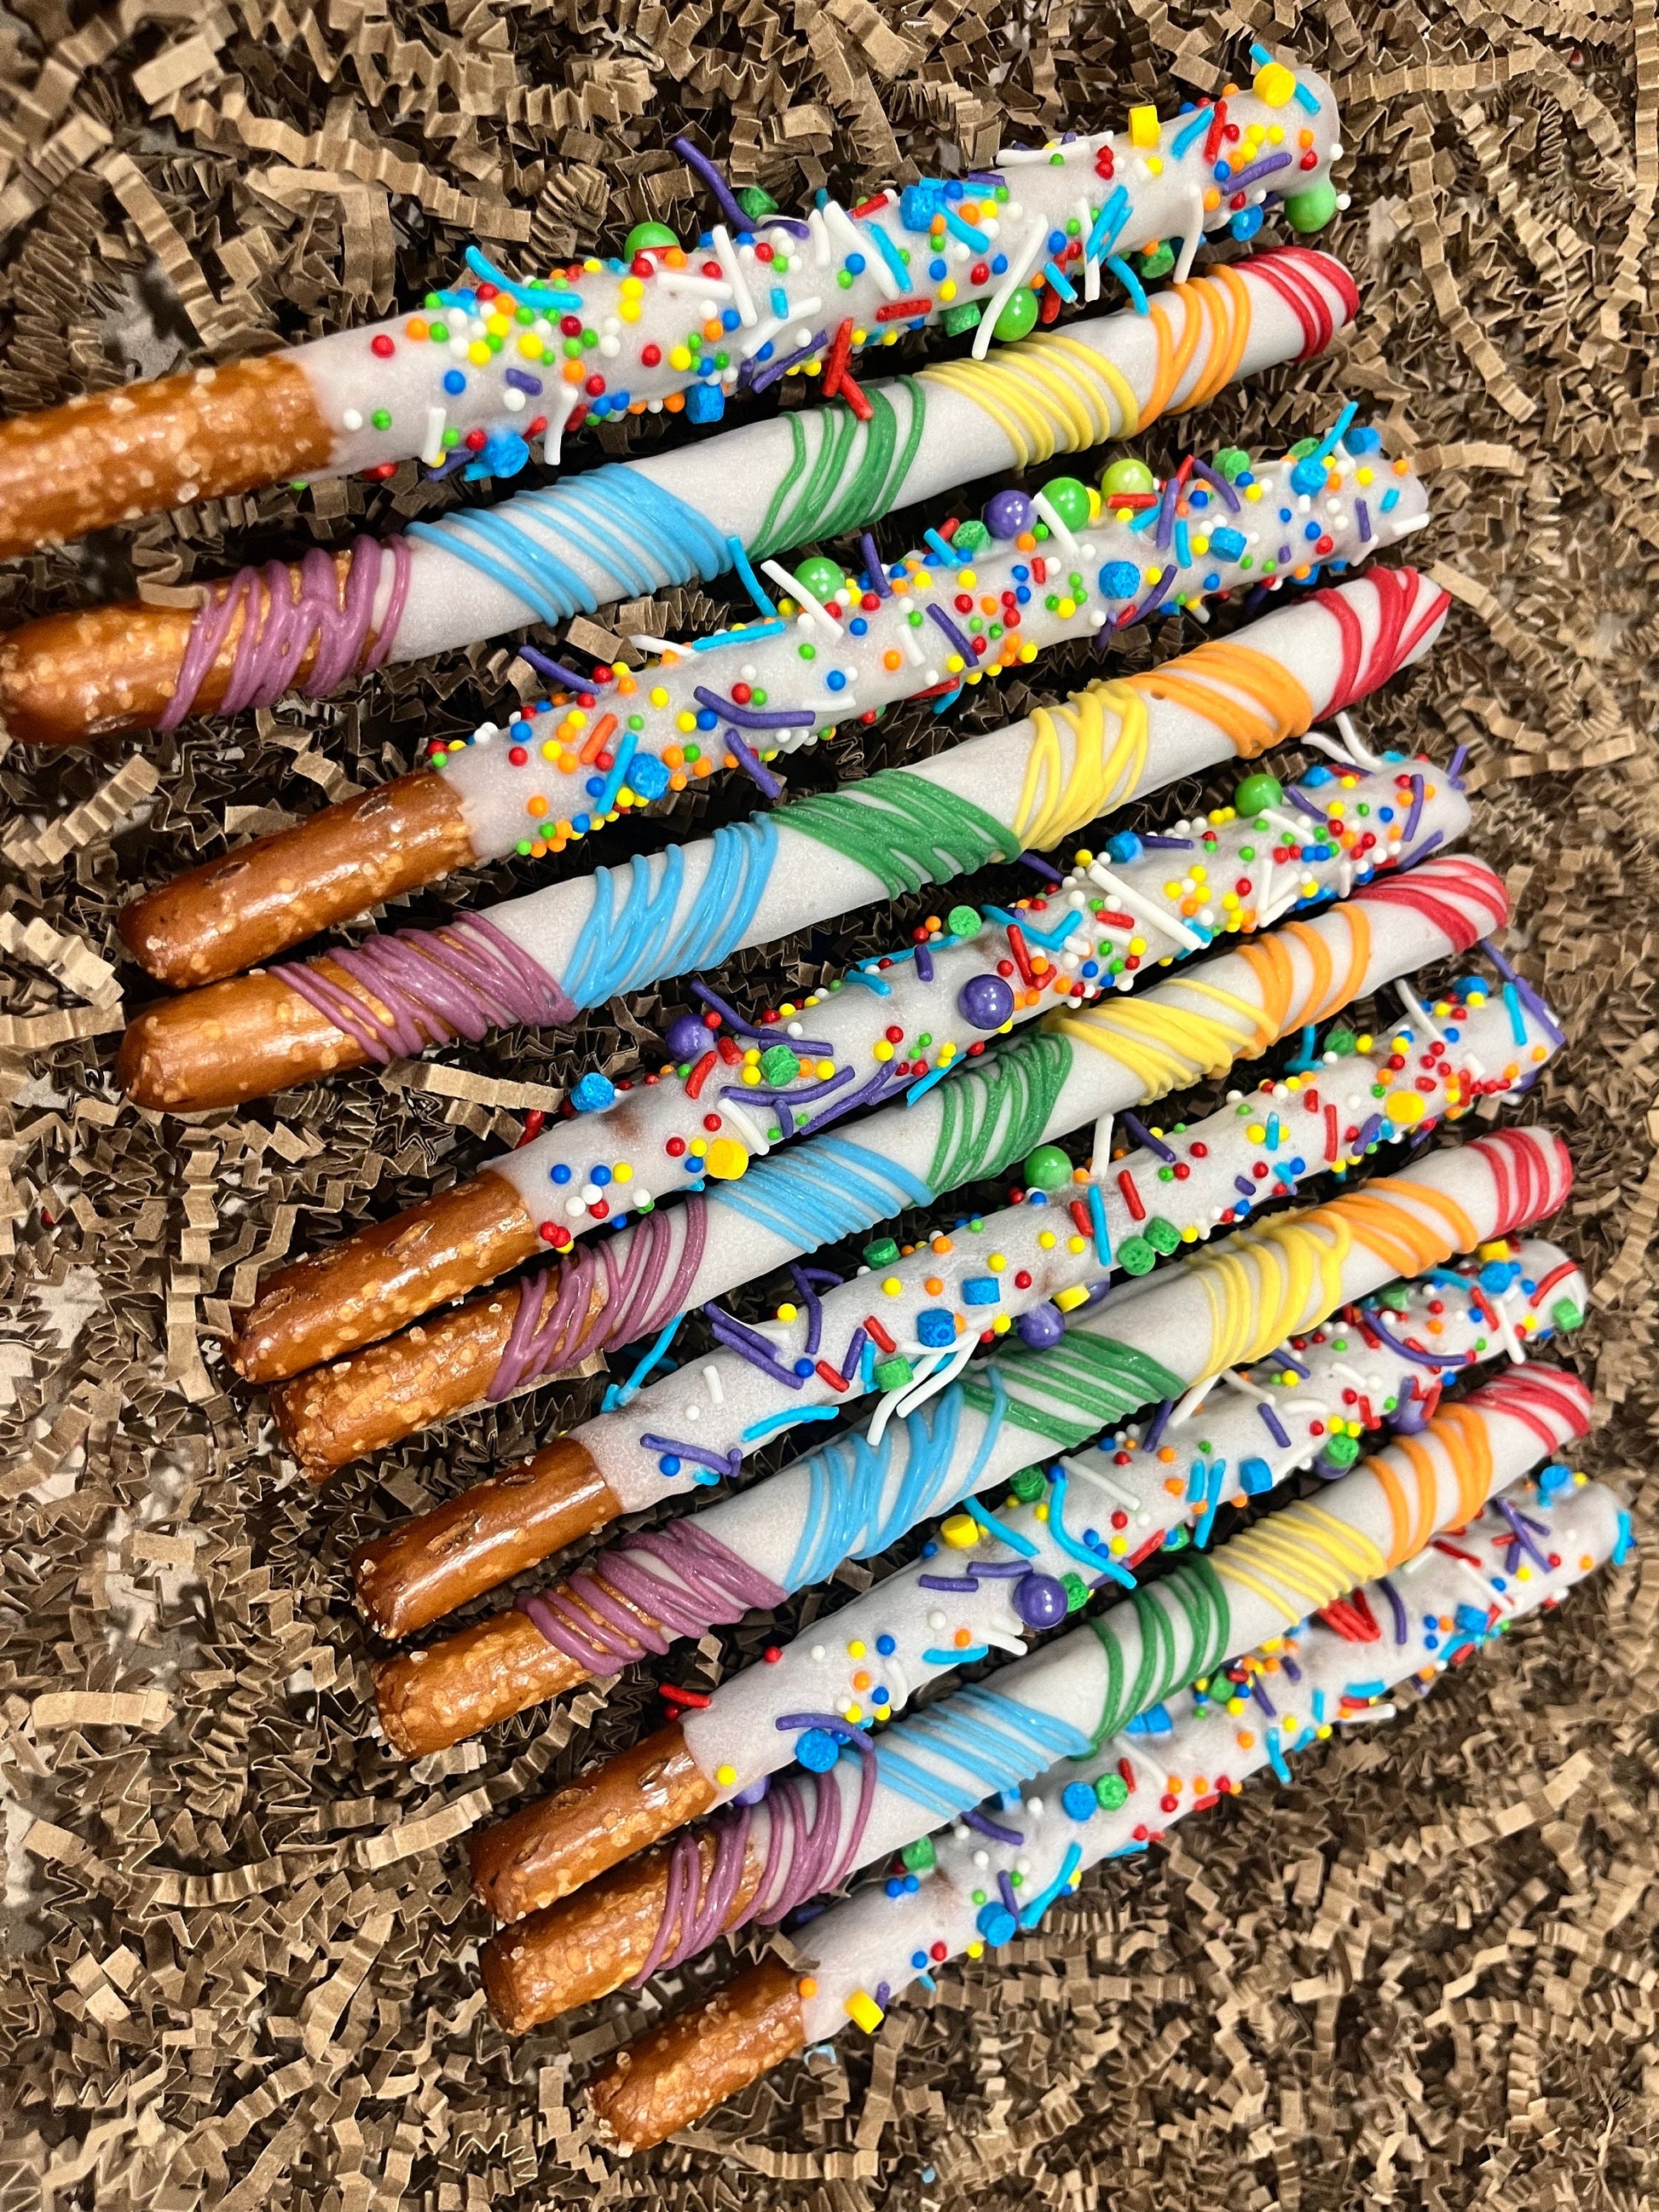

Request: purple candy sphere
left=732, top=1775, right=772, bottom=1806
left=957, top=973, right=1015, bottom=1031
left=666, top=1013, right=710, bottom=1060
left=1014, top=1569, right=1070, bottom=1629
left=983, top=488, right=1036, bottom=540
left=1016, top=1301, right=1066, bottom=1349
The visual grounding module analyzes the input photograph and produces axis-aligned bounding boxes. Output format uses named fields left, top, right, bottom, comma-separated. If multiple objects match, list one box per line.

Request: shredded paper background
left=3, top=0, right=1659, bottom=2203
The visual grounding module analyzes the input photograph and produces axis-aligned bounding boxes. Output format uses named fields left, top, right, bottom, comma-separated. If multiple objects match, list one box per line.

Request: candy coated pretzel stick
left=271, top=850, right=1503, bottom=1487
left=0, top=61, right=1341, bottom=574
left=460, top=1124, right=1573, bottom=1923
left=114, top=391, right=1396, bottom=997
left=115, top=565, right=1447, bottom=1117
left=0, top=244, right=1356, bottom=753
left=231, top=742, right=1458, bottom=1388
left=476, top=1239, right=1586, bottom=2031
left=587, top=1462, right=1624, bottom=2152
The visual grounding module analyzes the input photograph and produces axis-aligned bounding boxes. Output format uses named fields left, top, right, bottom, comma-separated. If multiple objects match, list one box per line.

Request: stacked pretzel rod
left=7, top=246, right=1356, bottom=756
left=116, top=566, right=1447, bottom=1117
left=0, top=52, right=1340, bottom=592
left=117, top=365, right=1403, bottom=989
left=447, top=1122, right=1599, bottom=2150
left=588, top=1377, right=1626, bottom=2151
left=10, top=31, right=1616, bottom=2164
left=478, top=1295, right=1592, bottom=2031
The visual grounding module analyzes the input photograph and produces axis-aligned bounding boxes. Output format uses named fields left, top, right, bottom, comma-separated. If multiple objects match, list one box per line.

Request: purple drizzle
left=490, top=1200, right=709, bottom=1400
left=159, top=534, right=410, bottom=729
left=516, top=1516, right=789, bottom=1671
left=275, top=910, right=575, bottom=1065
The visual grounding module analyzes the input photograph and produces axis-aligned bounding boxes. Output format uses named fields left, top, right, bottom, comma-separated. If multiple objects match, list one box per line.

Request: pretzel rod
left=366, top=910, right=1551, bottom=1708
left=117, top=565, right=1448, bottom=1115
left=234, top=742, right=1460, bottom=1386
left=585, top=1458, right=1626, bottom=2152
left=2, top=244, right=1356, bottom=754
left=118, top=407, right=1417, bottom=989
left=276, top=849, right=1504, bottom=1489
left=477, top=1239, right=1586, bottom=2029
left=461, top=1123, right=1572, bottom=1922
left=0, top=60, right=1340, bottom=575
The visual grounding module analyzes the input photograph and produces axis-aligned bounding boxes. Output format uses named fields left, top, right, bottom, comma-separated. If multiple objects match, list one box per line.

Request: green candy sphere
left=1234, top=771, right=1285, bottom=815
left=945, top=904, right=983, bottom=939
left=1024, top=1143, right=1073, bottom=1192
left=624, top=221, right=679, bottom=254
left=1139, top=241, right=1176, bottom=278
left=1116, top=1235, right=1158, bottom=1275
left=735, top=185, right=780, bottom=221
left=1212, top=446, right=1251, bottom=482
left=1321, top=1433, right=1361, bottom=1469
left=1095, top=1772, right=1130, bottom=1811
left=794, top=554, right=847, bottom=604
left=993, top=285, right=1040, bottom=343
left=951, top=517, right=994, bottom=556
left=1042, top=475, right=1093, bottom=529
left=1101, top=456, right=1155, bottom=498
left=1285, top=181, right=1339, bottom=234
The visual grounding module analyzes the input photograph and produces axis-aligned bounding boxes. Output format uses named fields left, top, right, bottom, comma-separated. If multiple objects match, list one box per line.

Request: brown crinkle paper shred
left=4, top=0, right=1659, bottom=2202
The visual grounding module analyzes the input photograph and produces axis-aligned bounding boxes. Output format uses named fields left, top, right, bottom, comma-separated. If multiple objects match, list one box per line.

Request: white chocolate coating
left=638, top=1244, right=1584, bottom=1904
left=676, top=1233, right=1582, bottom=1793
left=433, top=436, right=1425, bottom=865
left=795, top=1467, right=1622, bottom=2045
left=293, top=63, right=1341, bottom=485
left=375, top=248, right=1357, bottom=667
left=560, top=856, right=1520, bottom=1510
left=487, top=751, right=1460, bottom=1239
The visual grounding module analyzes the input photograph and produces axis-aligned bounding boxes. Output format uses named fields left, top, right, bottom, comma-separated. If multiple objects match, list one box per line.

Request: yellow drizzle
left=1216, top=1394, right=1500, bottom=1627
left=1213, top=1502, right=1387, bottom=1625
left=1009, top=638, right=1318, bottom=858
left=916, top=259, right=1254, bottom=471
left=1047, top=901, right=1372, bottom=1101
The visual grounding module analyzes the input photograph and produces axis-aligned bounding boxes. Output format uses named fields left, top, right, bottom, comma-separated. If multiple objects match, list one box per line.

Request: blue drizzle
left=561, top=816, right=777, bottom=1006
left=408, top=467, right=731, bottom=623
left=708, top=1131, right=934, bottom=1266
left=873, top=1684, right=1093, bottom=1822
left=783, top=1369, right=1010, bottom=1591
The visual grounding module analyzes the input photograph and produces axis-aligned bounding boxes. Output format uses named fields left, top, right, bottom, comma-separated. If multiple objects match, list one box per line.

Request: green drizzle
left=751, top=379, right=928, bottom=560
left=780, top=766, right=1009, bottom=900
left=927, top=1031, right=1074, bottom=1193
left=1087, top=1560, right=1230, bottom=1749
left=960, top=1331, right=1184, bottom=1450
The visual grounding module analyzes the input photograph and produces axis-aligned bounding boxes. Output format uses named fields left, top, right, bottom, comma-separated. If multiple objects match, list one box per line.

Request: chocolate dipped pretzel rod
left=276, top=849, right=1507, bottom=1490
left=120, top=402, right=1417, bottom=990
left=457, top=1123, right=1574, bottom=1923
left=353, top=863, right=1541, bottom=1662
left=0, top=55, right=1341, bottom=573
left=234, top=736, right=1460, bottom=1388
left=3, top=244, right=1355, bottom=752
left=117, top=565, right=1446, bottom=1116
left=585, top=1440, right=1626, bottom=2152
left=477, top=1240, right=1586, bottom=2030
